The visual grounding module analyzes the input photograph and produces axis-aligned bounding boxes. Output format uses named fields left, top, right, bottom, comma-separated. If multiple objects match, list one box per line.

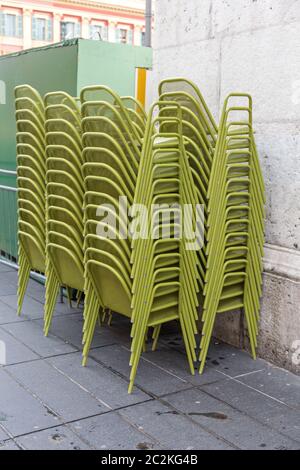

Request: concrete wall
left=149, top=0, right=300, bottom=374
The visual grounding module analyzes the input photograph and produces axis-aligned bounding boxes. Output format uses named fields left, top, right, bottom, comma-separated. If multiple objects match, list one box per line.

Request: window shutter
left=17, top=15, right=23, bottom=38
left=115, top=28, right=120, bottom=43
left=102, top=25, right=108, bottom=41
left=61, top=22, right=66, bottom=40
left=47, top=18, right=53, bottom=41
left=0, top=13, right=5, bottom=36
left=32, top=16, right=37, bottom=40
left=128, top=28, right=133, bottom=44
left=75, top=22, right=81, bottom=38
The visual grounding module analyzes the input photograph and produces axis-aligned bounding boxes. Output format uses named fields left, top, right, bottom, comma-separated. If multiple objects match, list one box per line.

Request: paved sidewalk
left=0, top=262, right=299, bottom=450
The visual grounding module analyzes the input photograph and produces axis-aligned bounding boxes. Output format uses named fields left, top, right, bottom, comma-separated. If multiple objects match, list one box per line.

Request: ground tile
left=164, top=387, right=300, bottom=450
left=0, top=327, right=38, bottom=365
left=0, top=294, right=44, bottom=320
left=0, top=426, right=10, bottom=442
left=0, top=439, right=20, bottom=450
left=16, top=425, right=91, bottom=450
left=0, top=369, right=59, bottom=436
left=8, top=359, right=110, bottom=422
left=119, top=399, right=232, bottom=450
left=238, top=364, right=300, bottom=410
left=0, top=300, right=23, bottom=325
left=201, top=378, right=300, bottom=443
left=143, top=345, right=226, bottom=387
left=35, top=315, right=113, bottom=350
left=204, top=341, right=267, bottom=377
left=0, top=264, right=15, bottom=274
left=48, top=352, right=151, bottom=410
left=90, top=344, right=191, bottom=396
left=70, top=412, right=160, bottom=450
left=2, top=321, right=76, bottom=358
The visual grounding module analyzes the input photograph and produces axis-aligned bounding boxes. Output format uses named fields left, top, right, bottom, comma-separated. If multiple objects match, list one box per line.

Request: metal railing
left=0, top=168, right=47, bottom=285
left=0, top=168, right=18, bottom=262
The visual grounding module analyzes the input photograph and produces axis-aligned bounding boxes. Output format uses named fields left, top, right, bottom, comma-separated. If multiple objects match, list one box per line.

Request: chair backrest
left=87, top=259, right=131, bottom=317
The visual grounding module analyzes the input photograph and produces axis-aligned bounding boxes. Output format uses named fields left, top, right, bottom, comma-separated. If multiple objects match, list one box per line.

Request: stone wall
left=148, top=0, right=300, bottom=373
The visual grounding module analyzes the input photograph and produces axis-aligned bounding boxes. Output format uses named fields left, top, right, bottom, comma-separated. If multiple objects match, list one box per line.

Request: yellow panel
left=136, top=68, right=147, bottom=108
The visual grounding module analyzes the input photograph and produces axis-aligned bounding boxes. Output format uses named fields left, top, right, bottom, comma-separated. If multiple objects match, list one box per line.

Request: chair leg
left=44, top=262, right=60, bottom=336
left=152, top=324, right=161, bottom=351
left=17, top=246, right=31, bottom=316
left=66, top=286, right=72, bottom=308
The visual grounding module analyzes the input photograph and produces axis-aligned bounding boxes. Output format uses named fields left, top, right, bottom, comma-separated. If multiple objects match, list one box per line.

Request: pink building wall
left=0, top=0, right=146, bottom=55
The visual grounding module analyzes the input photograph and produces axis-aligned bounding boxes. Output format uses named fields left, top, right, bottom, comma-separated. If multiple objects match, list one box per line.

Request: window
left=5, top=14, right=16, bottom=36
left=32, top=16, right=53, bottom=41
left=0, top=12, right=23, bottom=37
left=141, top=31, right=145, bottom=46
left=116, top=27, right=133, bottom=45
left=120, top=28, right=127, bottom=43
left=61, top=21, right=81, bottom=40
left=89, top=24, right=107, bottom=41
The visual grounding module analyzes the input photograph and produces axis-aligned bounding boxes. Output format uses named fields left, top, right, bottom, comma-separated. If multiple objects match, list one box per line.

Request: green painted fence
left=0, top=38, right=152, bottom=260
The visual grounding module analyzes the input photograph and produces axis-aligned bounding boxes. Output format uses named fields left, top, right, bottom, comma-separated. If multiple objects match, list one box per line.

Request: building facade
left=0, top=0, right=146, bottom=56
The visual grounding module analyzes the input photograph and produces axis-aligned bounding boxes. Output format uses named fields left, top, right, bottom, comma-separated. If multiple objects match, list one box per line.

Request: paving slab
left=0, top=294, right=45, bottom=320
left=1, top=293, right=82, bottom=321
left=90, top=344, right=191, bottom=396
left=16, top=425, right=91, bottom=450
left=70, top=412, right=159, bottom=450
left=0, top=266, right=299, bottom=450
left=0, top=270, right=18, bottom=286
left=50, top=299, right=83, bottom=315
left=237, top=364, right=300, bottom=410
left=0, top=264, right=15, bottom=273
left=35, top=315, right=114, bottom=350
left=25, top=279, right=45, bottom=301
left=2, top=321, right=76, bottom=358
left=8, top=359, right=109, bottom=422
left=0, top=300, right=23, bottom=325
left=0, top=439, right=20, bottom=450
left=99, top=314, right=132, bottom=346
left=163, top=387, right=300, bottom=450
left=0, top=369, right=59, bottom=436
left=203, top=340, right=267, bottom=377
left=48, top=352, right=151, bottom=410
left=119, top=399, right=232, bottom=450
left=0, top=277, right=17, bottom=296
left=159, top=330, right=187, bottom=352
left=0, top=327, right=39, bottom=365
left=1, top=277, right=45, bottom=304
left=160, top=335, right=268, bottom=379
left=0, top=426, right=10, bottom=442
left=201, top=378, right=300, bottom=443
left=142, top=345, right=225, bottom=387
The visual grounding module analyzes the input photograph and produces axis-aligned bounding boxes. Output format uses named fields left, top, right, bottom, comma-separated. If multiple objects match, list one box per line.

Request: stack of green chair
left=128, top=101, right=201, bottom=392
left=199, top=93, right=265, bottom=372
left=44, top=92, right=84, bottom=335
left=80, top=85, right=142, bottom=367
left=15, top=85, right=46, bottom=315
left=158, top=78, right=218, bottom=292
left=14, top=79, right=265, bottom=393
